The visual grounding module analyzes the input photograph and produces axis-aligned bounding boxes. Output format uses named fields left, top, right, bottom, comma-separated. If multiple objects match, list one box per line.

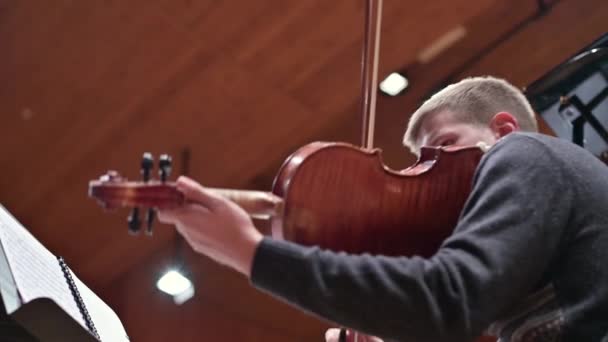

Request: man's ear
left=489, top=112, right=520, bottom=138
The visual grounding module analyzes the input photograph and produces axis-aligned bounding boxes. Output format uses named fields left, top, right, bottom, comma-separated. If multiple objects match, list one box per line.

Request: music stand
left=525, top=33, right=608, bottom=164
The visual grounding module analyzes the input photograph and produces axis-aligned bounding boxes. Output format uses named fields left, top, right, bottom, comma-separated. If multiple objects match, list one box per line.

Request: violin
left=90, top=142, right=483, bottom=255
left=88, top=0, right=487, bottom=340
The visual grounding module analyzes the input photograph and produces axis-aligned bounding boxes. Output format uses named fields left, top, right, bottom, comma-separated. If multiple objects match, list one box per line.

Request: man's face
left=414, top=110, right=498, bottom=153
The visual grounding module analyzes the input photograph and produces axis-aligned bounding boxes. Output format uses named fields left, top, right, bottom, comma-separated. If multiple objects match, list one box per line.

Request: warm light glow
left=379, top=72, right=409, bottom=96
left=156, top=270, right=195, bottom=304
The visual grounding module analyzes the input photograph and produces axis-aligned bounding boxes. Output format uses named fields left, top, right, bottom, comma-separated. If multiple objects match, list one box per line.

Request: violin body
left=271, top=142, right=485, bottom=257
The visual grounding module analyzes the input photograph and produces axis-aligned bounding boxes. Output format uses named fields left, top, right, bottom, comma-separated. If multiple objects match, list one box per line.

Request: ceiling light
left=379, top=72, right=409, bottom=96
left=156, top=269, right=195, bottom=305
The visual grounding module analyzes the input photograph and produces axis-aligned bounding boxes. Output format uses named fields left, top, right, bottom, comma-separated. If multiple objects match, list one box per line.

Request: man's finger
left=325, top=328, right=353, bottom=342
left=157, top=203, right=206, bottom=224
left=157, top=208, right=179, bottom=224
left=176, top=176, right=223, bottom=210
left=325, top=328, right=341, bottom=342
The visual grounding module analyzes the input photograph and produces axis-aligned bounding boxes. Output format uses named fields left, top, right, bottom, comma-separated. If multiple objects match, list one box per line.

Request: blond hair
left=402, top=76, right=538, bottom=154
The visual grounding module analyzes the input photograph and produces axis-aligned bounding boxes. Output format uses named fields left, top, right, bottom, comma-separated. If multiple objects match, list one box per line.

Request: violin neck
left=208, top=188, right=283, bottom=219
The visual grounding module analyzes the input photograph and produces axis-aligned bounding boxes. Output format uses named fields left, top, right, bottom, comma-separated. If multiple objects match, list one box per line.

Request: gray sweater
left=250, top=132, right=608, bottom=341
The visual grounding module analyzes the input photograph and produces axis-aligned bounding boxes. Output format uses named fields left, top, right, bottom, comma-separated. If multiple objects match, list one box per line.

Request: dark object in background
left=0, top=307, right=38, bottom=342
left=525, top=33, right=608, bottom=165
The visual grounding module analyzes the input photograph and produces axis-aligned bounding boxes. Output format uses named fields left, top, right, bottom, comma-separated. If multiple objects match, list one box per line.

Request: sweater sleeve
left=250, top=134, right=574, bottom=342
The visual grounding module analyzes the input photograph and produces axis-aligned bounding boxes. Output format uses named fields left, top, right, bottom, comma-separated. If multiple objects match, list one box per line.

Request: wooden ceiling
left=1, top=0, right=606, bottom=340
left=0, top=0, right=497, bottom=288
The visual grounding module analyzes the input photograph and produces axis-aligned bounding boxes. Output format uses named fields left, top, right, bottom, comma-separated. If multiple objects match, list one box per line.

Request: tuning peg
left=159, top=154, right=172, bottom=182
left=128, top=207, right=141, bottom=235
left=145, top=154, right=172, bottom=236
left=141, top=152, right=154, bottom=181
left=140, top=153, right=156, bottom=236
left=145, top=208, right=155, bottom=236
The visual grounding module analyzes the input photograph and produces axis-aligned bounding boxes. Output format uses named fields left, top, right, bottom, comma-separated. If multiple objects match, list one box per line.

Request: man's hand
left=325, top=328, right=383, bottom=342
left=157, top=176, right=263, bottom=277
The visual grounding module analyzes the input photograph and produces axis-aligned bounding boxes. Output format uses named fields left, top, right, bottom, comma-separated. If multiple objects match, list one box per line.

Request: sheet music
left=72, top=272, right=130, bottom=342
left=0, top=206, right=88, bottom=331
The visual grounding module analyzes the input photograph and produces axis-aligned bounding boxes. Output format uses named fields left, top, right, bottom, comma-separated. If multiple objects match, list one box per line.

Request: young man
left=158, top=77, right=608, bottom=341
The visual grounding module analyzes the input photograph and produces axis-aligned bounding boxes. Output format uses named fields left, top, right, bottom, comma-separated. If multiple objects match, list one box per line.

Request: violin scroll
left=89, top=171, right=184, bottom=210
left=88, top=153, right=184, bottom=235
